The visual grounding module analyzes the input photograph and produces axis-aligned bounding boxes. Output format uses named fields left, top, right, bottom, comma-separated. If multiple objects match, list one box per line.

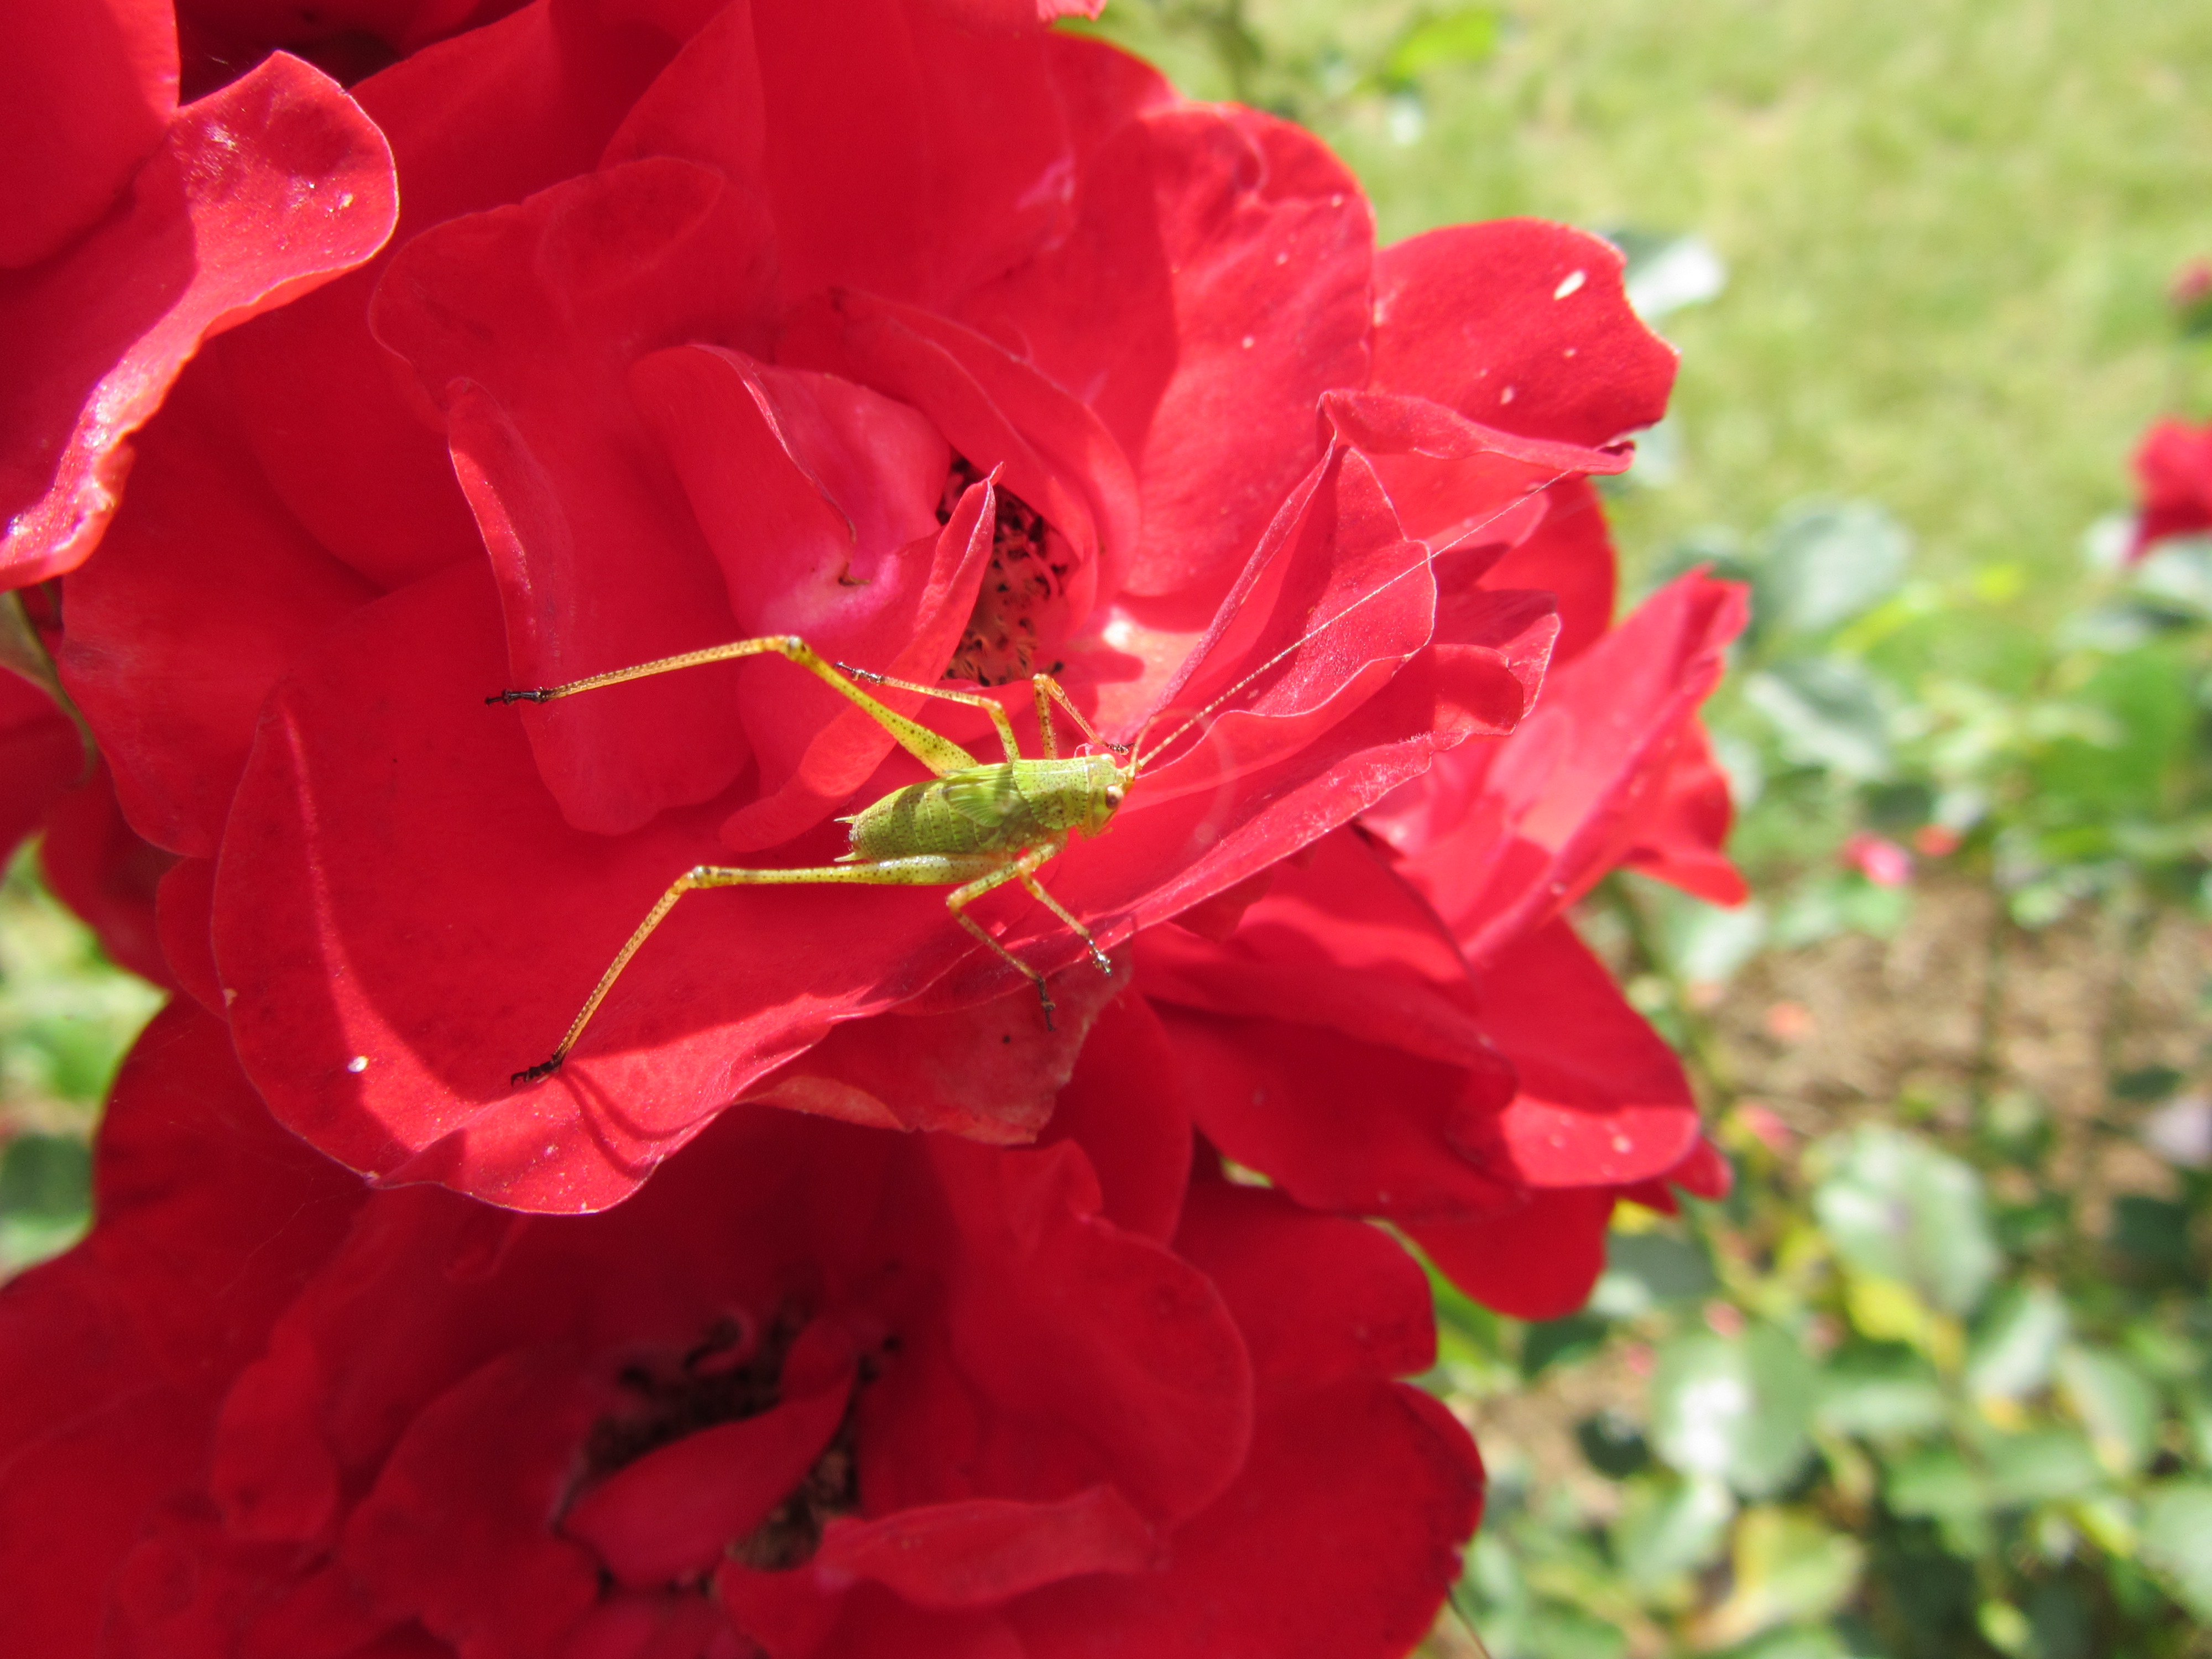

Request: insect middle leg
left=514, top=854, right=998, bottom=1086
left=942, top=839, right=1109, bottom=1032
left=838, top=665, right=1124, bottom=764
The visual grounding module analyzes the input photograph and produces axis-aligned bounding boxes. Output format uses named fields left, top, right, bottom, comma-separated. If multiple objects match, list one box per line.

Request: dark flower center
left=581, top=1306, right=876, bottom=1572
left=938, top=458, right=1074, bottom=686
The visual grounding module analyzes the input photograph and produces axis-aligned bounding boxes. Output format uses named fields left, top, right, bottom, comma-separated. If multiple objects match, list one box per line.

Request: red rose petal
left=784, top=289, right=1139, bottom=617
left=1478, top=474, right=1618, bottom=663
left=1013, top=1380, right=1480, bottom=1659
left=0, top=672, right=86, bottom=865
left=1462, top=917, right=1700, bottom=1188
left=1175, top=1178, right=1436, bottom=1399
left=0, top=0, right=176, bottom=269
left=747, top=962, right=1123, bottom=1146
left=923, top=1138, right=1253, bottom=1525
left=0, top=51, right=398, bottom=586
left=40, top=760, right=177, bottom=987
left=378, top=156, right=774, bottom=834
left=564, top=1335, right=855, bottom=1588
left=966, top=103, right=1373, bottom=602
left=753, top=0, right=1071, bottom=309
left=153, top=860, right=223, bottom=1016
left=0, top=1387, right=209, bottom=1659
left=216, top=0, right=684, bottom=589
left=1039, top=991, right=1196, bottom=1245
left=340, top=1349, right=606, bottom=1659
left=1408, top=1187, right=1619, bottom=1321
left=1368, top=570, right=1748, bottom=961
left=817, top=1485, right=1155, bottom=1609
left=59, top=358, right=376, bottom=859
left=1372, top=219, right=1676, bottom=449
left=1619, top=717, right=1750, bottom=905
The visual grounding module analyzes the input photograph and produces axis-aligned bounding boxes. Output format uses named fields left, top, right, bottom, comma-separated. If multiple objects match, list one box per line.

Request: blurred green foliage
left=0, top=849, right=161, bottom=1273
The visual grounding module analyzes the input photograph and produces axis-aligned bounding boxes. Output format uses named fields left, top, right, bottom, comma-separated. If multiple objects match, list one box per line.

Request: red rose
left=1, top=0, right=398, bottom=587
left=0, top=998, right=1480, bottom=1658
left=54, top=0, right=1674, bottom=1209
left=2130, top=415, right=2212, bottom=557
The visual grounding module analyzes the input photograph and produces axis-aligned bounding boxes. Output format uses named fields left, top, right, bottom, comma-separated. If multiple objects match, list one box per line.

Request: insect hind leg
left=943, top=853, right=1069, bottom=1030
left=1010, top=854, right=1110, bottom=978
left=514, top=855, right=988, bottom=1086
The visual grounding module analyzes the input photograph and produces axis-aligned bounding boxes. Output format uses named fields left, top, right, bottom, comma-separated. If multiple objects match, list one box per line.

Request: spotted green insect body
left=490, top=635, right=1133, bottom=1085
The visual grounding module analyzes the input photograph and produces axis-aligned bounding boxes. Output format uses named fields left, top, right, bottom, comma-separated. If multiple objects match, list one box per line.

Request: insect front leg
left=514, top=854, right=992, bottom=1086
left=832, top=665, right=1025, bottom=765
left=488, top=634, right=983, bottom=779
left=1029, top=674, right=1123, bottom=762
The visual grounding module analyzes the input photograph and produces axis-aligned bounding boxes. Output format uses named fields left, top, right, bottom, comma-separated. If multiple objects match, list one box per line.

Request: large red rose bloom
left=0, top=1000, right=1480, bottom=1658
left=50, top=0, right=1678, bottom=1209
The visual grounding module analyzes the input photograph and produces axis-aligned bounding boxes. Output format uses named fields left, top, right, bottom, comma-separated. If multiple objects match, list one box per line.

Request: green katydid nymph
left=489, top=635, right=1145, bottom=1086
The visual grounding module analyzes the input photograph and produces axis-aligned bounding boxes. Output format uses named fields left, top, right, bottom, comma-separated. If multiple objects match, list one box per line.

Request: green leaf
left=1755, top=503, right=1913, bottom=638
left=1812, top=1127, right=2000, bottom=1317
left=1815, top=1346, right=1949, bottom=1440
left=1650, top=1325, right=1818, bottom=1498
left=1718, top=1630, right=1854, bottom=1659
left=1657, top=893, right=1770, bottom=987
left=1967, top=1283, right=2069, bottom=1401
left=1521, top=1312, right=1608, bottom=1378
left=2056, top=1346, right=2159, bottom=1476
left=1744, top=658, right=1895, bottom=779
left=2139, top=1481, right=2212, bottom=1620
left=1884, top=1444, right=1995, bottom=1556
left=1698, top=1507, right=1866, bottom=1648
left=1381, top=6, right=1500, bottom=82
left=1610, top=1473, right=1735, bottom=1590
left=0, top=1132, right=90, bottom=1222
left=1588, top=1229, right=1716, bottom=1318
left=2107, top=1194, right=2194, bottom=1275
left=1978, top=1427, right=2104, bottom=1508
left=1575, top=1408, right=1653, bottom=1479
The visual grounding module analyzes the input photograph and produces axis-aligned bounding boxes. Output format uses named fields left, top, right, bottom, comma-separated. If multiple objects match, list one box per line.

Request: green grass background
left=1083, top=0, right=2212, bottom=619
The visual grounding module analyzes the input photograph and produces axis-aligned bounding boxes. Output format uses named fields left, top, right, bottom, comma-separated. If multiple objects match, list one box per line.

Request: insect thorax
left=844, top=757, right=1117, bottom=863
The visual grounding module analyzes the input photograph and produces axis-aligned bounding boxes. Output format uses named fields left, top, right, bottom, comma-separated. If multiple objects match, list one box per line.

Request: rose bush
left=39, top=0, right=1681, bottom=1209
left=0, top=999, right=1480, bottom=1659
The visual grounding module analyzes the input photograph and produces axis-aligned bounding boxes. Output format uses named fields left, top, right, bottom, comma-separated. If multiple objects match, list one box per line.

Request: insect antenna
left=1132, top=467, right=1579, bottom=772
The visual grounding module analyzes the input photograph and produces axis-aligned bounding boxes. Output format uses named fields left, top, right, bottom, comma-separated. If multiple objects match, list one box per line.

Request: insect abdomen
left=844, top=759, right=1097, bottom=862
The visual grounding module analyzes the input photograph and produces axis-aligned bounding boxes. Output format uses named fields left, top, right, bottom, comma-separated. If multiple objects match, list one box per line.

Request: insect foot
left=512, top=1053, right=566, bottom=1087
left=485, top=687, right=555, bottom=705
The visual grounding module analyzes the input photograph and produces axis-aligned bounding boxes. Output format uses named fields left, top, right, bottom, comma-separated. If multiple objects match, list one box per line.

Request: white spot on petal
left=1240, top=335, right=1255, bottom=349
left=1611, top=1134, right=1633, bottom=1154
left=1553, top=268, right=1587, bottom=300
left=1275, top=250, right=1289, bottom=266
left=347, top=1055, right=369, bottom=1073
left=222, top=987, right=238, bottom=1005
left=1500, top=386, right=1517, bottom=405
left=1563, top=346, right=1578, bottom=358
left=1329, top=192, right=1345, bottom=207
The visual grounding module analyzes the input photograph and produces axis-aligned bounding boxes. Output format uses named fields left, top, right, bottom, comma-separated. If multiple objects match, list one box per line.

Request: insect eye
left=1104, top=784, right=1124, bottom=806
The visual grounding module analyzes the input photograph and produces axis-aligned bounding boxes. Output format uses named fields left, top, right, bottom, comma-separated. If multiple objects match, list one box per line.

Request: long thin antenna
left=1133, top=467, right=1577, bottom=771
